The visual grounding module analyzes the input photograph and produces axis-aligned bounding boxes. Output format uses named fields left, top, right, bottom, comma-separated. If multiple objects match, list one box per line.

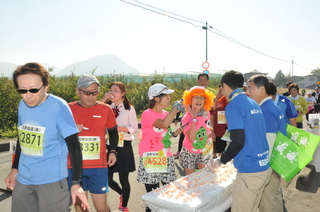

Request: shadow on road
left=174, top=160, right=185, bottom=177
left=0, top=190, right=12, bottom=202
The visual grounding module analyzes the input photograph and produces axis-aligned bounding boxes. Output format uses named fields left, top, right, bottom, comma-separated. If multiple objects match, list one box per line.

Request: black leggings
left=144, top=182, right=168, bottom=212
left=108, top=172, right=130, bottom=207
left=178, top=133, right=184, bottom=152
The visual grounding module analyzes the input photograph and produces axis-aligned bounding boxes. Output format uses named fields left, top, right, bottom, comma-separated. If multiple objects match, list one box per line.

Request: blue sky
left=1, top=0, right=319, bottom=78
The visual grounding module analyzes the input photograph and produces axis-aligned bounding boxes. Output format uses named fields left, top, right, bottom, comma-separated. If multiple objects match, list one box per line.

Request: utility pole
left=292, top=58, right=294, bottom=76
left=202, top=21, right=210, bottom=62
left=289, top=68, right=291, bottom=77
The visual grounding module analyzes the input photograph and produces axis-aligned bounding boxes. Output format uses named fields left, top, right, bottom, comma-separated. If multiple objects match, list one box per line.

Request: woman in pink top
left=137, top=83, right=183, bottom=212
left=179, top=86, right=214, bottom=175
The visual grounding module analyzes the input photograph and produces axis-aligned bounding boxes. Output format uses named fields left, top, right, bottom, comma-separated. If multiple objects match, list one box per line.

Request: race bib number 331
left=79, top=136, right=100, bottom=160
left=18, top=124, right=45, bottom=156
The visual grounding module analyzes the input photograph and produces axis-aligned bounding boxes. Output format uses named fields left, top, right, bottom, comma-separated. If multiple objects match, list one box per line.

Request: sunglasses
left=79, top=88, right=99, bottom=96
left=16, top=84, right=44, bottom=94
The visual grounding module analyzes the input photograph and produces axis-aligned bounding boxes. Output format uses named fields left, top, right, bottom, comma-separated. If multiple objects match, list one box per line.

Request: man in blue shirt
left=270, top=82, right=298, bottom=127
left=248, top=75, right=286, bottom=212
left=206, top=70, right=271, bottom=212
left=4, top=63, right=89, bottom=212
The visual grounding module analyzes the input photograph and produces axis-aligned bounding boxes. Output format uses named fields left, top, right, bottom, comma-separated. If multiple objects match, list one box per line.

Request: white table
left=141, top=163, right=236, bottom=212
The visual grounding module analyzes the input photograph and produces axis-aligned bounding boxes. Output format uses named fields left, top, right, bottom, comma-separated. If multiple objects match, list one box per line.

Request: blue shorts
left=68, top=168, right=109, bottom=194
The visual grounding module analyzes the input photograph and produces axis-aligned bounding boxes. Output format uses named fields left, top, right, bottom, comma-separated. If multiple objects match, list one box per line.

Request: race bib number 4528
left=18, top=124, right=45, bottom=156
left=142, top=151, right=168, bottom=173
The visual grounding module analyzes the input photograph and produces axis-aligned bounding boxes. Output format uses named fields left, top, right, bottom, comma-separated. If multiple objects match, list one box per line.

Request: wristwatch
left=71, top=180, right=83, bottom=186
left=190, top=118, right=198, bottom=125
left=109, top=150, right=118, bottom=156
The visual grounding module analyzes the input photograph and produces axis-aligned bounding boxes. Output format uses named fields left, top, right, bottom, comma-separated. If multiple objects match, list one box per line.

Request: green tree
left=273, top=70, right=287, bottom=87
left=310, top=67, right=320, bottom=77
left=0, top=76, right=20, bottom=137
left=0, top=72, right=221, bottom=138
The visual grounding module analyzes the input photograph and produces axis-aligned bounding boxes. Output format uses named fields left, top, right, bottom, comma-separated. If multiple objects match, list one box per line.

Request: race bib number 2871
left=18, top=124, right=45, bottom=156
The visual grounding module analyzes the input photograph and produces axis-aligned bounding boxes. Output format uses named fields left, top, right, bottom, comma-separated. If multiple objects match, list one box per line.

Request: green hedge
left=0, top=73, right=220, bottom=139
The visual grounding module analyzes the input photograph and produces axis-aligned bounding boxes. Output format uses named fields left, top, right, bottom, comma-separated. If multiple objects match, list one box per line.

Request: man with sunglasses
left=4, top=63, right=89, bottom=212
left=67, top=75, right=119, bottom=212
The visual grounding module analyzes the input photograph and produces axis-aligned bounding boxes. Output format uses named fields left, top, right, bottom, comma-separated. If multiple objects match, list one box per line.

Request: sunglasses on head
left=16, top=84, right=44, bottom=94
left=79, top=88, right=99, bottom=96
left=155, top=86, right=168, bottom=97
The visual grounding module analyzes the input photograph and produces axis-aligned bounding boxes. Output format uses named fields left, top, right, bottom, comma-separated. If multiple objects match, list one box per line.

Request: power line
left=207, top=27, right=292, bottom=63
left=120, top=0, right=203, bottom=28
left=119, top=0, right=313, bottom=71
left=131, top=0, right=205, bottom=25
left=294, top=62, right=313, bottom=70
left=213, top=0, right=246, bottom=20
left=295, top=46, right=320, bottom=57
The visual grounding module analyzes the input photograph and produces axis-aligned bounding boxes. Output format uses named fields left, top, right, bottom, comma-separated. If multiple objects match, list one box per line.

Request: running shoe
left=120, top=207, right=129, bottom=212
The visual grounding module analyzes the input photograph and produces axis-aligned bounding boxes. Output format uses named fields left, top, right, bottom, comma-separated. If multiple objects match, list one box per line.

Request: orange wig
left=183, top=86, right=215, bottom=111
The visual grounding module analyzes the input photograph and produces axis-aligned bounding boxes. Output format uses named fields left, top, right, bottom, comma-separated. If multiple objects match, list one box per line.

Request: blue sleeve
left=286, top=99, right=298, bottom=119
left=225, top=103, right=244, bottom=131
left=57, top=102, right=78, bottom=139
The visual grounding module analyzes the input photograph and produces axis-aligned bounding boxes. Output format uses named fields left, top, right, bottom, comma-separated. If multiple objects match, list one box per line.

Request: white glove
left=205, top=157, right=222, bottom=171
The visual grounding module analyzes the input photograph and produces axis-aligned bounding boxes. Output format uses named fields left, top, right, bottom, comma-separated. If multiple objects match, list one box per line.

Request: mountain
left=56, top=54, right=140, bottom=76
left=0, top=62, right=61, bottom=77
left=0, top=54, right=139, bottom=77
left=0, top=62, right=17, bottom=77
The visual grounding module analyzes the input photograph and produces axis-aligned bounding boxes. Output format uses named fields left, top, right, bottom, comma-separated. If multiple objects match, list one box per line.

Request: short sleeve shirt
left=275, top=94, right=298, bottom=125
left=68, top=102, right=117, bottom=169
left=260, top=97, right=286, bottom=136
left=226, top=92, right=269, bottom=173
left=139, top=109, right=173, bottom=157
left=17, top=94, right=78, bottom=185
left=181, top=112, right=212, bottom=154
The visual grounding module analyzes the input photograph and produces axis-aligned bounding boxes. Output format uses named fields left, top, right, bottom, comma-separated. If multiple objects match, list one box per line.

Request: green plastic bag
left=270, top=132, right=313, bottom=182
left=286, top=124, right=320, bottom=157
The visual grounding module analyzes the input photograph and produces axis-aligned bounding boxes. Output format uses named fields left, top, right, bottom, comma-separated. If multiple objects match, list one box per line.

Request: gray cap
left=77, top=75, right=100, bottom=88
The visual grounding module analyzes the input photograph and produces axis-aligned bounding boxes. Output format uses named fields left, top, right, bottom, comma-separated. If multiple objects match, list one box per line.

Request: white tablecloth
left=141, top=163, right=236, bottom=212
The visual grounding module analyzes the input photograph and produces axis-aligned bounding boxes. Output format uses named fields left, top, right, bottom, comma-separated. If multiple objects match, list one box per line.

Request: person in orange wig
left=178, top=86, right=215, bottom=175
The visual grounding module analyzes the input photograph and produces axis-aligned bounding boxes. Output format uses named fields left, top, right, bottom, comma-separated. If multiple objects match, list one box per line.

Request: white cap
left=148, top=83, right=174, bottom=100
left=243, top=82, right=247, bottom=87
left=189, top=86, right=206, bottom=92
left=307, top=90, right=313, bottom=94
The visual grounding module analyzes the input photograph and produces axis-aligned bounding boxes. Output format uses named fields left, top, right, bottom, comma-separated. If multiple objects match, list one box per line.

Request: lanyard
left=228, top=88, right=246, bottom=102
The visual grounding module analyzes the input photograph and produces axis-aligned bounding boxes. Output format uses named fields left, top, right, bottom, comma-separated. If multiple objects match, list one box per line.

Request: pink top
left=181, top=112, right=212, bottom=154
left=139, top=109, right=173, bottom=157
